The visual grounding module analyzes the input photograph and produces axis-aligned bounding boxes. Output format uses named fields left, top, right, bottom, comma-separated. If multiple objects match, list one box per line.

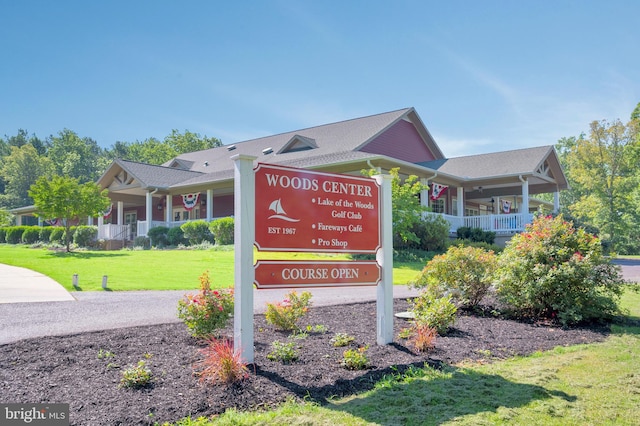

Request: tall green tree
left=0, top=144, right=54, bottom=208
left=104, top=130, right=222, bottom=165
left=47, top=129, right=103, bottom=182
left=29, top=175, right=110, bottom=252
left=563, top=118, right=640, bottom=253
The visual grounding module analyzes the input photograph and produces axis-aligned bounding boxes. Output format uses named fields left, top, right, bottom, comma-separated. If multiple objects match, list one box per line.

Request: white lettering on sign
left=263, top=173, right=374, bottom=199
left=280, top=267, right=360, bottom=281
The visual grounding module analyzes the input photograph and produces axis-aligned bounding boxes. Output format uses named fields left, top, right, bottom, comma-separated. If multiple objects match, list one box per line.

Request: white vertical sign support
left=232, top=154, right=256, bottom=363
left=374, top=174, right=393, bottom=344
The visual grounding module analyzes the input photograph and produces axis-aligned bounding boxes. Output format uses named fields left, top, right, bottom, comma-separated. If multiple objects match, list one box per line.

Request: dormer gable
left=277, top=134, right=318, bottom=154
left=166, top=158, right=195, bottom=170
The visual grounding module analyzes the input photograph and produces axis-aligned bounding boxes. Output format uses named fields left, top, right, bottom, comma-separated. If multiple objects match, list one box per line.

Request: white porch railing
left=97, top=224, right=131, bottom=240
left=427, top=212, right=534, bottom=234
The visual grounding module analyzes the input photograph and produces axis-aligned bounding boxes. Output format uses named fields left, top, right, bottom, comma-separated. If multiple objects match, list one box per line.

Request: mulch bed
left=0, top=299, right=610, bottom=425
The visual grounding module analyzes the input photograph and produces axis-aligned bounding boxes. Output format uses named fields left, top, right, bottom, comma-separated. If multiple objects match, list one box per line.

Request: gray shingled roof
left=165, top=108, right=413, bottom=174
left=418, top=146, right=554, bottom=179
left=115, top=159, right=205, bottom=189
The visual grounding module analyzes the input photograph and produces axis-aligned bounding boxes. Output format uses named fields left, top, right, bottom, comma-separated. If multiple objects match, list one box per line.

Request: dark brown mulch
left=0, top=299, right=609, bottom=425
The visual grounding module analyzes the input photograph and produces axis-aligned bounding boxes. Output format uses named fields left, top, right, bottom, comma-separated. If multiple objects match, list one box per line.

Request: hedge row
left=0, top=225, right=98, bottom=247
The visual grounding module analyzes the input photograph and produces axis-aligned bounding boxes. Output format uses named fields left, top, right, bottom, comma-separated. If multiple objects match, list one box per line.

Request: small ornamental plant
left=120, top=360, right=153, bottom=389
left=330, top=332, right=355, bottom=347
left=342, top=346, right=370, bottom=370
left=409, top=322, right=437, bottom=353
left=265, top=291, right=312, bottom=331
left=410, top=293, right=457, bottom=335
left=177, top=271, right=234, bottom=338
left=266, top=340, right=299, bottom=364
left=195, top=338, right=249, bottom=385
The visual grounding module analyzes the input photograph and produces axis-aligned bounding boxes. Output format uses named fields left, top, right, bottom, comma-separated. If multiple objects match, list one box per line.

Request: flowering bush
left=177, top=271, right=234, bottom=338
left=413, top=245, right=498, bottom=308
left=494, top=214, right=625, bottom=326
left=195, top=338, right=248, bottom=385
left=265, top=291, right=312, bottom=331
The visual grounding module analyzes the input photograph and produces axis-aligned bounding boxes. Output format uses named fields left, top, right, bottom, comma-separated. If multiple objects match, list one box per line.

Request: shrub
left=394, top=215, right=450, bottom=251
left=49, top=227, right=64, bottom=244
left=39, top=227, right=53, bottom=243
left=265, top=291, right=312, bottom=331
left=410, top=293, right=457, bottom=335
left=6, top=226, right=27, bottom=244
left=133, top=236, right=150, bottom=249
left=195, top=338, right=248, bottom=385
left=167, top=226, right=187, bottom=246
left=119, top=360, right=153, bottom=389
left=413, top=245, right=498, bottom=308
left=177, top=271, right=234, bottom=338
left=266, top=340, right=299, bottom=364
left=181, top=220, right=213, bottom=245
left=456, top=226, right=496, bottom=244
left=341, top=346, right=369, bottom=370
left=209, top=217, right=234, bottom=245
left=494, top=214, right=625, bottom=326
left=0, top=228, right=6, bottom=243
left=450, top=239, right=503, bottom=253
left=147, top=226, right=169, bottom=247
left=73, top=226, right=98, bottom=247
left=21, top=226, right=40, bottom=244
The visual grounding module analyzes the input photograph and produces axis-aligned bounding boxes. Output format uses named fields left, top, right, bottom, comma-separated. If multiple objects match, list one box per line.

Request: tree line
left=0, top=129, right=221, bottom=209
left=1, top=102, right=639, bottom=254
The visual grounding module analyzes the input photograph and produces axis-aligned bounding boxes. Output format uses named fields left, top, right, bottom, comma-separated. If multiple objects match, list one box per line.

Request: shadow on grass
left=46, top=251, right=128, bottom=259
left=256, top=360, right=574, bottom=425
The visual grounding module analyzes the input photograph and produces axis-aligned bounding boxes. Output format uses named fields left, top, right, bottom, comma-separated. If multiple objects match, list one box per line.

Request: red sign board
left=254, top=260, right=381, bottom=288
left=254, top=163, right=380, bottom=253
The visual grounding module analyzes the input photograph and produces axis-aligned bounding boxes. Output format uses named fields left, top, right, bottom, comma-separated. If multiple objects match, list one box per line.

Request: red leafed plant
left=410, top=322, right=437, bottom=353
left=195, top=338, right=249, bottom=385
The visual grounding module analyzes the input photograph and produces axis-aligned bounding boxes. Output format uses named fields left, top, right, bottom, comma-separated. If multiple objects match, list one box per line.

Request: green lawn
left=0, top=245, right=422, bottom=291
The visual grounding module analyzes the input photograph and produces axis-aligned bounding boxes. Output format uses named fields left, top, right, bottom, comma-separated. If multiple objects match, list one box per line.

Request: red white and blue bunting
left=45, top=218, right=63, bottom=226
left=430, top=183, right=448, bottom=201
left=181, top=193, right=200, bottom=211
left=502, top=200, right=511, bottom=214
left=103, top=204, right=113, bottom=219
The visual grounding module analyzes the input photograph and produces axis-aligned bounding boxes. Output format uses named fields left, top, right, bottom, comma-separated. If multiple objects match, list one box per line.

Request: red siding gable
left=359, top=119, right=436, bottom=163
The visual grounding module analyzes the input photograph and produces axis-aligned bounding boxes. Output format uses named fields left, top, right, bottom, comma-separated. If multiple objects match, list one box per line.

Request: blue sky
left=1, top=0, right=638, bottom=157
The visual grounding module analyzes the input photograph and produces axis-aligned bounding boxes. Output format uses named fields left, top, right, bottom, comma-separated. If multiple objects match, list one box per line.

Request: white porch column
left=146, top=191, right=154, bottom=229
left=117, top=201, right=124, bottom=225
left=165, top=194, right=173, bottom=223
left=420, top=178, right=429, bottom=211
left=98, top=216, right=104, bottom=227
left=554, top=191, right=560, bottom=213
left=521, top=178, right=529, bottom=214
left=456, top=187, right=464, bottom=217
left=206, top=189, right=214, bottom=221
left=87, top=216, right=94, bottom=225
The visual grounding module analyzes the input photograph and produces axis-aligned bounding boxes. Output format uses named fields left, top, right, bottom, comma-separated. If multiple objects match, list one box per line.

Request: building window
left=431, top=199, right=445, bottom=214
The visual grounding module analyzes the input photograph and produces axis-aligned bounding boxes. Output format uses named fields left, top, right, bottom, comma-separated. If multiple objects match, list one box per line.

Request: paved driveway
left=1, top=259, right=638, bottom=346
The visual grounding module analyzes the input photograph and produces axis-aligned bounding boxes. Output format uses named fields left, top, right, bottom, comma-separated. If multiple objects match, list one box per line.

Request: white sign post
left=374, top=174, right=394, bottom=344
left=233, top=154, right=256, bottom=362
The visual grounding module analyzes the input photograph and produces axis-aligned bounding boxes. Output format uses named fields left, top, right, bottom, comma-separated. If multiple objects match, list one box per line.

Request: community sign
left=254, top=163, right=380, bottom=253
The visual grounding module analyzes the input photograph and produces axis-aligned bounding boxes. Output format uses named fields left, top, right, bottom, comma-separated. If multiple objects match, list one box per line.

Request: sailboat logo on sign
left=268, top=199, right=300, bottom=222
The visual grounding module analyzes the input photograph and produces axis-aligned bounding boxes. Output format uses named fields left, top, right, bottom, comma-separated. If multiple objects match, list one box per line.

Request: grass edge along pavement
left=159, top=287, right=640, bottom=426
left=0, top=245, right=423, bottom=291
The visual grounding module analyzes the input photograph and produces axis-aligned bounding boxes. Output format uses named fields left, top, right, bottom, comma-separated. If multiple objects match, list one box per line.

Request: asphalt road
left=0, top=286, right=419, bottom=345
